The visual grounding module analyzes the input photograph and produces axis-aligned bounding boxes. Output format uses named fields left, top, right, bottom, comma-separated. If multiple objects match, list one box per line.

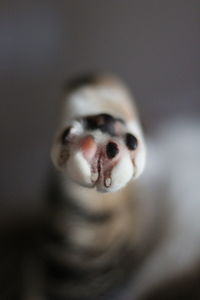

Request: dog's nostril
left=106, top=142, right=119, bottom=159
left=125, top=133, right=138, bottom=150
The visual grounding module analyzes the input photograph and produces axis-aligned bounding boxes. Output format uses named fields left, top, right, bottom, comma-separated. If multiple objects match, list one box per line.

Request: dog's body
left=22, top=74, right=200, bottom=300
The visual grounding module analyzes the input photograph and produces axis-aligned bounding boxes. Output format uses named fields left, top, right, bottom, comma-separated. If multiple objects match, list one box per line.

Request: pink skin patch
left=80, top=135, right=97, bottom=161
left=80, top=135, right=122, bottom=188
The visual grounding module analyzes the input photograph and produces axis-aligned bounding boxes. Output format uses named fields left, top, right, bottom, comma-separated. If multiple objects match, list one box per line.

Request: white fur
left=61, top=85, right=135, bottom=125
left=104, top=153, right=134, bottom=192
left=127, top=120, right=146, bottom=178
left=66, top=151, right=92, bottom=187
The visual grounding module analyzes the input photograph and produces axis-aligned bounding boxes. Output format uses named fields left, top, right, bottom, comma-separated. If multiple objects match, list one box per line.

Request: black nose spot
left=106, top=142, right=119, bottom=159
left=85, top=116, right=98, bottom=130
left=125, top=133, right=138, bottom=150
left=84, top=114, right=116, bottom=136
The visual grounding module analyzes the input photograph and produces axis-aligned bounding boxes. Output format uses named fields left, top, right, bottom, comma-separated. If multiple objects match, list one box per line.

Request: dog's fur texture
left=21, top=74, right=200, bottom=300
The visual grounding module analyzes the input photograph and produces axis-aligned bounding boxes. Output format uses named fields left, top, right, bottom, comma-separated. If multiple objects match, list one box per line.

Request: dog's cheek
left=132, top=143, right=146, bottom=179
left=66, top=151, right=93, bottom=187
left=109, top=154, right=134, bottom=192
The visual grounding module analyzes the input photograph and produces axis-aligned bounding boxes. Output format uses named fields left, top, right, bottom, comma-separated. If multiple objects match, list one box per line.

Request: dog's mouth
left=90, top=149, right=118, bottom=190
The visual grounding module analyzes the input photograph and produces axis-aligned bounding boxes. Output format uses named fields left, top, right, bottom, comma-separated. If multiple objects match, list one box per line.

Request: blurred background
left=0, top=0, right=199, bottom=227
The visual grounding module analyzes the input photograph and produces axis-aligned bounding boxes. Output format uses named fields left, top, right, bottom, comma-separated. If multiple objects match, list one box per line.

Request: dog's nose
left=81, top=135, right=97, bottom=160
left=106, top=142, right=119, bottom=159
